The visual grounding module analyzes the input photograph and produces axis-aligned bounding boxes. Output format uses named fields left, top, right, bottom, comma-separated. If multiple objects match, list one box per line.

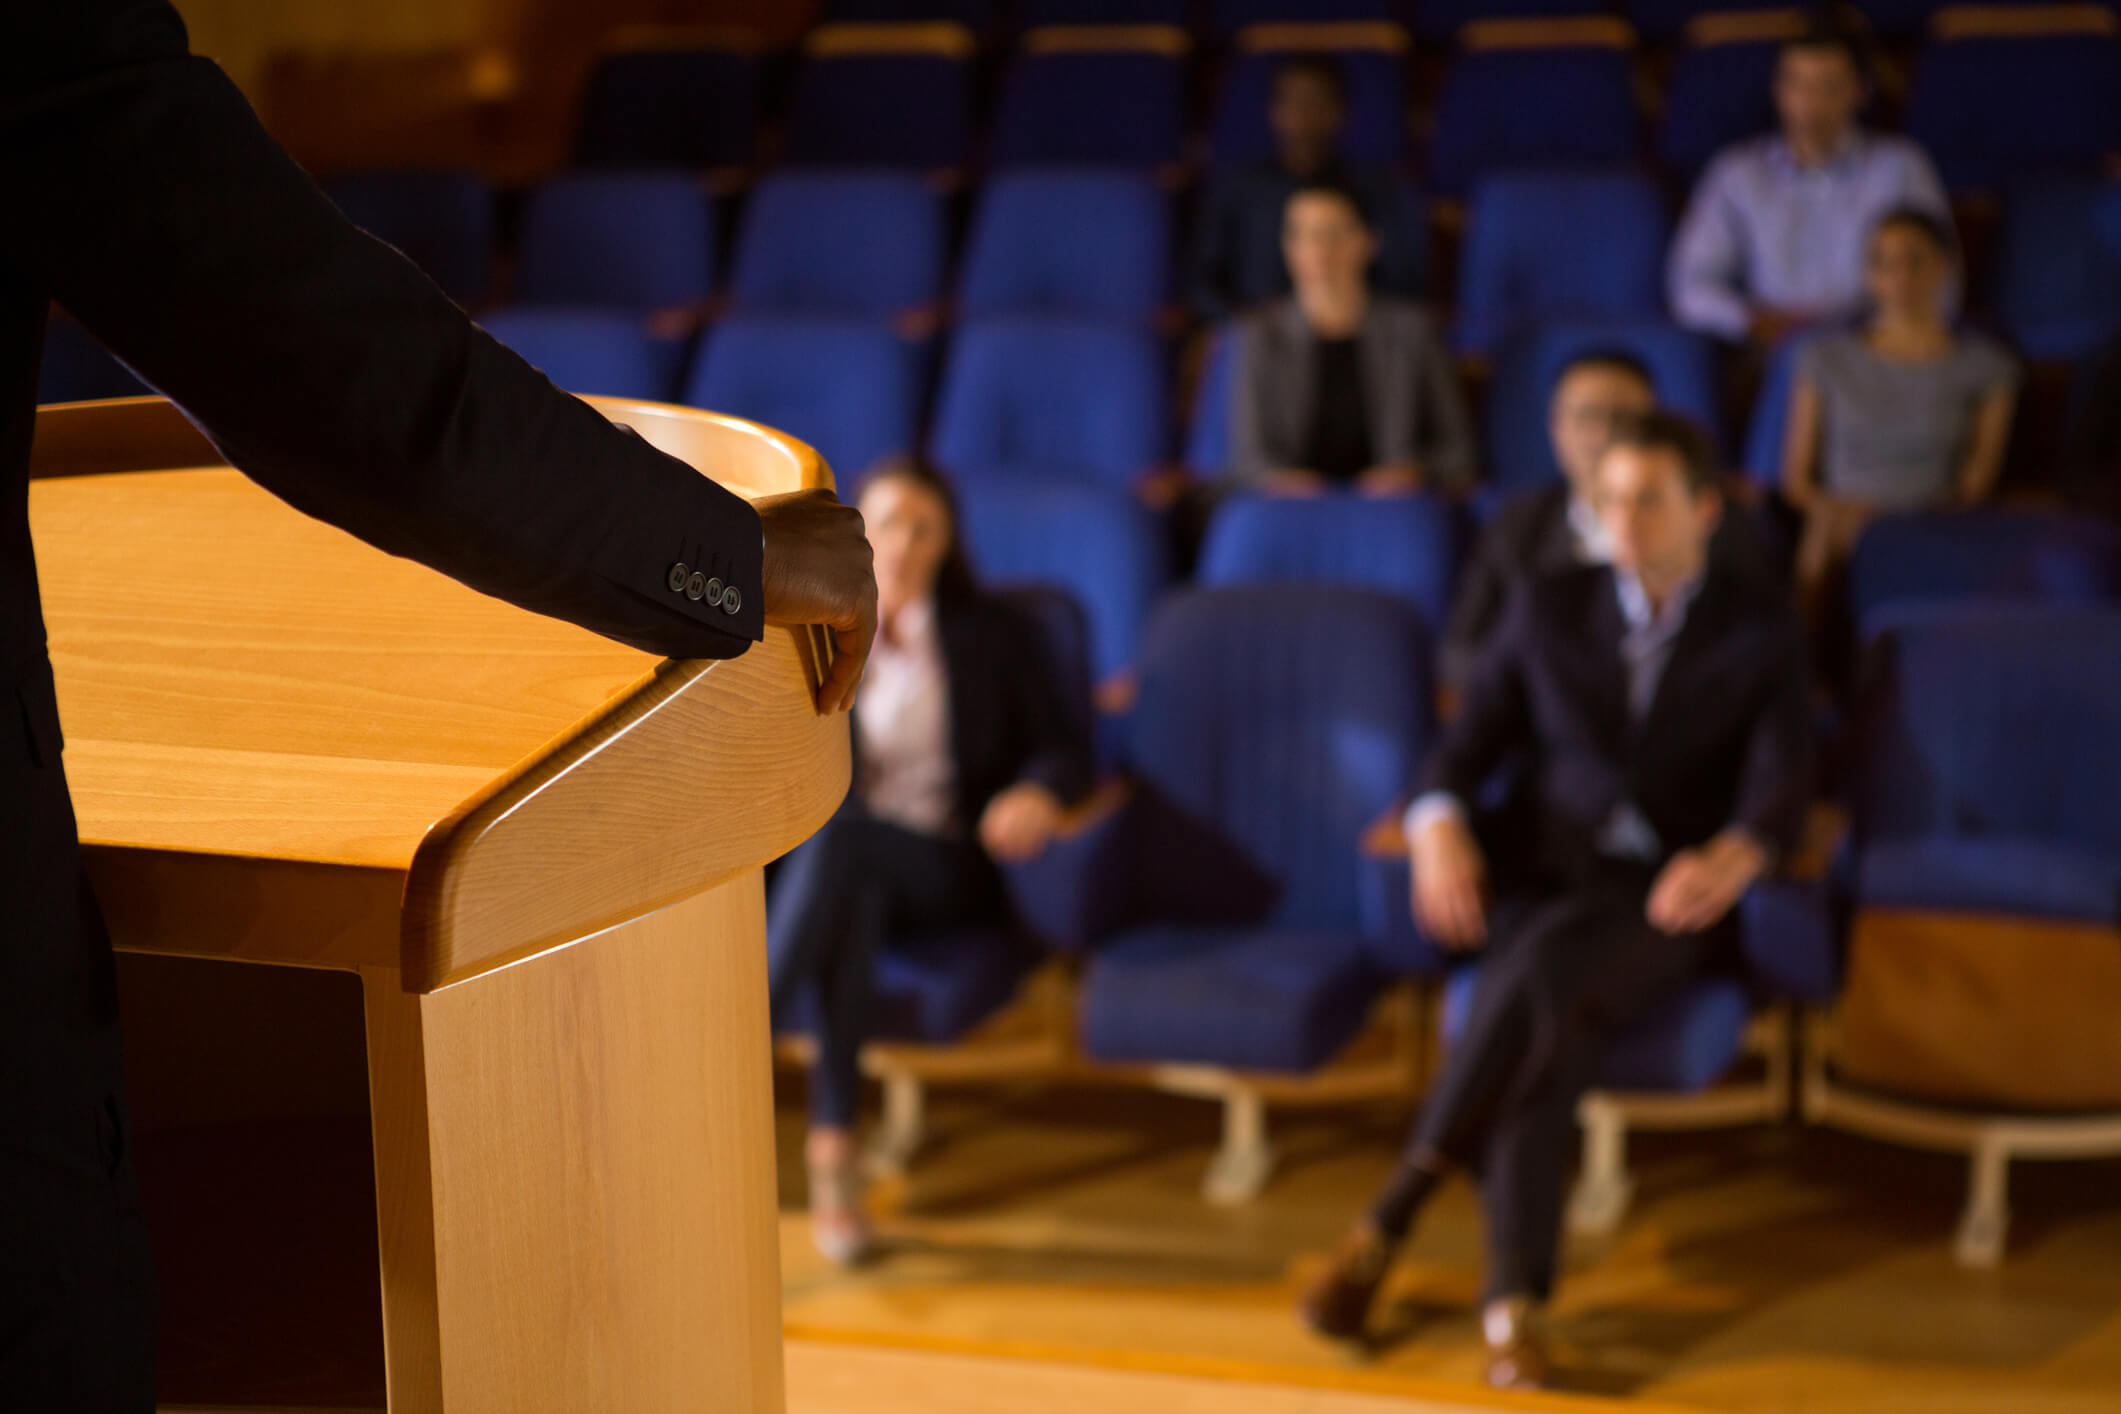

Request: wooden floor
left=772, top=1082, right=2121, bottom=1414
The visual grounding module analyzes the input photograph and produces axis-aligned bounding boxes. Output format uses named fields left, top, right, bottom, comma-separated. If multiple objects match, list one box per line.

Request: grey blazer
left=1228, top=296, right=1477, bottom=491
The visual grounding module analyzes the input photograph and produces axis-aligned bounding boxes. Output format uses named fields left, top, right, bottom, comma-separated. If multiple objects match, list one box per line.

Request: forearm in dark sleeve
left=1439, top=540, right=1507, bottom=693
left=1419, top=589, right=1531, bottom=800
left=4, top=1, right=761, bottom=661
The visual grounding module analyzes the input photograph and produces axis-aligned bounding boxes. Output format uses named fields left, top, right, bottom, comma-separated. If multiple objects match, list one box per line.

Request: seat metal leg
left=1567, top=1093, right=1635, bottom=1237
left=865, top=1070, right=926, bottom=1179
left=1202, top=1089, right=1275, bottom=1206
left=1954, top=1137, right=2011, bottom=1268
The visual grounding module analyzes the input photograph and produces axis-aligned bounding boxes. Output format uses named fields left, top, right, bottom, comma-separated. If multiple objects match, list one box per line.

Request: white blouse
left=855, top=597, right=957, bottom=837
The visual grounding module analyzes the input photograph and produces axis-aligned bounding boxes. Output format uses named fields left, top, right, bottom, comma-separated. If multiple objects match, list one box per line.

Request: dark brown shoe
left=1481, top=1297, right=1551, bottom=1391
left=1298, top=1225, right=1396, bottom=1342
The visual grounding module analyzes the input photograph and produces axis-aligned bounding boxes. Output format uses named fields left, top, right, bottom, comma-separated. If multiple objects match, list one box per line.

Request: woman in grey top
left=1781, top=206, right=2019, bottom=625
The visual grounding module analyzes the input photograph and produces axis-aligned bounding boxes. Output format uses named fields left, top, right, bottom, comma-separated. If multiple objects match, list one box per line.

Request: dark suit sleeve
left=1730, top=603, right=1814, bottom=861
left=1419, top=582, right=1533, bottom=801
left=3, top=1, right=762, bottom=661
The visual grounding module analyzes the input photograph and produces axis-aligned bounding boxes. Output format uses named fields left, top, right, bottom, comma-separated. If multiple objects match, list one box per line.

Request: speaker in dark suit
left=3, top=5, right=871, bottom=1405
left=1302, top=412, right=1813, bottom=1391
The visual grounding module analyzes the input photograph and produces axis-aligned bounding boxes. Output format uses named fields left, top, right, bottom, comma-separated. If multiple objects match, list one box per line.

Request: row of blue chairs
left=816, top=0, right=2110, bottom=44
left=310, top=161, right=2121, bottom=363
left=572, top=10, right=2121, bottom=196
left=829, top=568, right=2121, bottom=1254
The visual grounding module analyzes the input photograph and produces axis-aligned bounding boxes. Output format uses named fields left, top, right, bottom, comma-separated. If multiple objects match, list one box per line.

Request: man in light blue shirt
left=1668, top=24, right=1949, bottom=344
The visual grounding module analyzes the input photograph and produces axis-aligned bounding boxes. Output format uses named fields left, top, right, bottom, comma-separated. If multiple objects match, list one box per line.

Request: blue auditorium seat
left=37, top=316, right=147, bottom=403
left=727, top=172, right=946, bottom=320
left=1209, top=43, right=1409, bottom=166
left=1848, top=510, right=2121, bottom=636
left=1991, top=178, right=2121, bottom=362
left=1197, top=494, right=1463, bottom=634
left=481, top=309, right=688, bottom=401
left=958, top=172, right=1171, bottom=322
left=990, top=49, right=1188, bottom=169
left=1429, top=41, right=1641, bottom=198
left=322, top=169, right=494, bottom=305
left=1455, top=171, right=1668, bottom=355
left=1659, top=32, right=1784, bottom=183
left=928, top=318, right=1169, bottom=493
left=1060, top=586, right=1441, bottom=1074
left=515, top=172, right=715, bottom=311
left=1907, top=20, right=2121, bottom=194
left=684, top=317, right=924, bottom=487
left=1185, top=330, right=1240, bottom=476
left=1853, top=605, right=2121, bottom=923
left=954, top=479, right=1169, bottom=687
left=572, top=42, right=760, bottom=170
left=1417, top=0, right=1604, bottom=42
left=1020, top=0, right=1188, bottom=20
left=1739, top=329, right=1826, bottom=488
left=1212, top=0, right=1395, bottom=35
left=1485, top=321, right=1722, bottom=493
left=784, top=29, right=975, bottom=170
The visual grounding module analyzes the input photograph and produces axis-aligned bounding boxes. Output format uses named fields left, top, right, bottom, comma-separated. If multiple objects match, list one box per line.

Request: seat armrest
left=1783, top=802, right=1849, bottom=883
left=1739, top=876, right=1842, bottom=1003
left=1001, top=779, right=1137, bottom=953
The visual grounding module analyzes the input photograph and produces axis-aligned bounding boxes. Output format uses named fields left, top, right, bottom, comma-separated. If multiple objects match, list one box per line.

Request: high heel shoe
left=807, top=1149, right=875, bottom=1267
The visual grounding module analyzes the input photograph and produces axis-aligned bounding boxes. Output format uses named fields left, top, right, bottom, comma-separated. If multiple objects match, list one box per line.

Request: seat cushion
left=778, top=926, right=1039, bottom=1047
left=1441, top=969, right=1753, bottom=1093
left=1079, top=927, right=1378, bottom=1073
left=1858, top=837, right=2121, bottom=925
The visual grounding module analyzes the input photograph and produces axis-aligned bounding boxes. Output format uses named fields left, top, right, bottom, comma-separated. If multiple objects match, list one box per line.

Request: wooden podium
left=27, top=396, right=850, bottom=1413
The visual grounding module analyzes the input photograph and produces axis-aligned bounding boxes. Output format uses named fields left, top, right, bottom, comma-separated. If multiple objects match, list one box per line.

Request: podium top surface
left=29, top=397, right=853, bottom=989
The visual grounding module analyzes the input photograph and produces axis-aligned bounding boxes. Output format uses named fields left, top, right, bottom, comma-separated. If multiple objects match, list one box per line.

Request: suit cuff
left=613, top=430, right=766, bottom=645
left=1403, top=791, right=1466, bottom=843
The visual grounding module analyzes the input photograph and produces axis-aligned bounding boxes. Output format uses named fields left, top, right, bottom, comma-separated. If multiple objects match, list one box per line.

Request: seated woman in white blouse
left=767, top=458, right=1092, bottom=1264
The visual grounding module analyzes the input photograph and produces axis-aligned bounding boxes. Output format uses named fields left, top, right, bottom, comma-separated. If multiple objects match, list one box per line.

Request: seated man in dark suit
left=1185, top=55, right=1424, bottom=322
left=1299, top=412, right=1813, bottom=1390
left=1441, top=350, right=1777, bottom=693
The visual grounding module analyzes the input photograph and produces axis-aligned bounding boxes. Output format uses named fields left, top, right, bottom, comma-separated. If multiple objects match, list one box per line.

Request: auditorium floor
left=772, top=1082, right=2121, bottom=1414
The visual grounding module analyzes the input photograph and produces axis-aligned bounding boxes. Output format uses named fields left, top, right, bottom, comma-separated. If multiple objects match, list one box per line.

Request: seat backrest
left=1021, top=0, right=1188, bottom=21
left=988, top=584, right=1097, bottom=770
left=958, top=172, right=1170, bottom=321
left=1456, top=170, right=1668, bottom=354
left=1848, top=508, right=2121, bottom=634
left=1210, top=41, right=1409, bottom=165
left=1857, top=605, right=2121, bottom=856
left=1658, top=34, right=1783, bottom=181
left=1907, top=15, right=2121, bottom=193
left=1429, top=42, right=1641, bottom=197
left=1485, top=319, right=1722, bottom=492
left=1126, top=585, right=1434, bottom=931
left=1196, top=494, right=1463, bottom=633
left=990, top=50, right=1188, bottom=168
left=954, top=479, right=1169, bottom=684
left=574, top=46, right=760, bottom=170
left=1991, top=176, right=2121, bottom=361
left=516, top=171, right=715, bottom=310
left=784, top=35, right=974, bottom=168
left=482, top=308, right=687, bottom=401
left=684, top=316, right=923, bottom=488
left=1740, top=327, right=1824, bottom=486
left=1184, top=328, right=1239, bottom=474
left=323, top=168, right=494, bottom=305
left=1417, top=0, right=1605, bottom=43
left=728, top=171, right=946, bottom=318
left=1214, top=0, right=1396, bottom=36
left=929, top=318, right=1169, bottom=490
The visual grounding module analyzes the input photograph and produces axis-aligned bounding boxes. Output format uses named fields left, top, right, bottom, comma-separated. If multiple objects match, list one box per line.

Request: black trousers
left=765, top=814, right=1001, bottom=1128
left=1405, top=871, right=1719, bottom=1304
left=3, top=670, right=157, bottom=1412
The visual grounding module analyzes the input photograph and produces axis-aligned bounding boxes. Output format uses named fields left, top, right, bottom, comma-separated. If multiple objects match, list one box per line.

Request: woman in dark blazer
left=768, top=458, right=1091, bottom=1264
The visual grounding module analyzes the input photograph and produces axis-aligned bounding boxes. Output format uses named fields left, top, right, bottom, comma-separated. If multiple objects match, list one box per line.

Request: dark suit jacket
left=852, top=590, right=1094, bottom=836
left=2, top=3, right=768, bottom=1040
left=1439, top=481, right=1784, bottom=692
left=1229, top=296, right=1476, bottom=491
left=1422, top=562, right=1813, bottom=895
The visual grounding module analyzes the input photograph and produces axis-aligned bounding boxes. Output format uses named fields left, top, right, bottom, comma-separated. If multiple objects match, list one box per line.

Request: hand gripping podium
left=28, top=396, right=850, bottom=1413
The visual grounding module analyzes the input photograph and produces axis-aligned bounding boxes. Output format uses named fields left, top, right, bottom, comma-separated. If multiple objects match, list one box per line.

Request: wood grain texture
left=368, top=878, right=785, bottom=1414
left=86, top=845, right=403, bottom=970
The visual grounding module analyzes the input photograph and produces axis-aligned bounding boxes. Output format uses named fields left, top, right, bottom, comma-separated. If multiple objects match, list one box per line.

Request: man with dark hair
left=1441, top=351, right=1778, bottom=690
left=1186, top=54, right=1425, bottom=321
left=1670, top=20, right=1949, bottom=345
left=1300, top=411, right=1813, bottom=1391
